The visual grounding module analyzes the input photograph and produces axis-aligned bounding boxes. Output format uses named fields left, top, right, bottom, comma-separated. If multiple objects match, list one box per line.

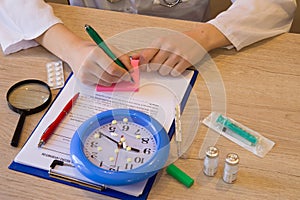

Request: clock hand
left=99, top=132, right=121, bottom=146
left=119, top=135, right=140, bottom=153
left=112, top=148, right=120, bottom=168
left=100, top=132, right=140, bottom=153
left=127, top=146, right=140, bottom=153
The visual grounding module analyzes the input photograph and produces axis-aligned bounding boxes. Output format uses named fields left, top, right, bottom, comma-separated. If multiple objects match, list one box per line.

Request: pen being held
left=38, top=92, right=80, bottom=147
left=84, top=24, right=135, bottom=83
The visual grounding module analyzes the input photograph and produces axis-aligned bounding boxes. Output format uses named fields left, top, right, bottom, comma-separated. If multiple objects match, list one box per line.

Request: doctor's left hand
left=135, top=23, right=230, bottom=76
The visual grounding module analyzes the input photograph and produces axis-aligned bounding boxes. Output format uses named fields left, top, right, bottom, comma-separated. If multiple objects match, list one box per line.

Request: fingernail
left=122, top=73, right=132, bottom=82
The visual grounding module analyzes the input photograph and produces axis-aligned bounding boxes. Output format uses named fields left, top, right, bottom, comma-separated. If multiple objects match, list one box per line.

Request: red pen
left=38, top=92, right=80, bottom=147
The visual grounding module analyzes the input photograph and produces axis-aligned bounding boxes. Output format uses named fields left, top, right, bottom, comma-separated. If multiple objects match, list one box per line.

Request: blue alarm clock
left=70, top=109, right=170, bottom=186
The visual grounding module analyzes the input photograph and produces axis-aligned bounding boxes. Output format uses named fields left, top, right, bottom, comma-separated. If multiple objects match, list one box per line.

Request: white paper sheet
left=14, top=70, right=195, bottom=197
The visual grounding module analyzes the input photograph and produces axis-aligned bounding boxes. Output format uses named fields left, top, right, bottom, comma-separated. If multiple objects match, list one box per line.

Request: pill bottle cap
left=225, top=153, right=239, bottom=165
left=205, top=146, right=219, bottom=158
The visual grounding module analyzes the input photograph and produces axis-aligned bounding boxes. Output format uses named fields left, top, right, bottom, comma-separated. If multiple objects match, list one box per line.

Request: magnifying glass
left=7, top=79, right=52, bottom=147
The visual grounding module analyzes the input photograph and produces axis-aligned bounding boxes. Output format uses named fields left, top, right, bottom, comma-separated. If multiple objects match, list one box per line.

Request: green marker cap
left=166, top=164, right=194, bottom=188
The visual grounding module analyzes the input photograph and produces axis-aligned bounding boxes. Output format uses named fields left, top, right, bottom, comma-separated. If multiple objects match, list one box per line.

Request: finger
left=130, top=54, right=140, bottom=60
left=118, top=54, right=135, bottom=74
left=106, top=63, right=133, bottom=82
left=139, top=48, right=160, bottom=65
left=148, top=50, right=169, bottom=71
left=138, top=48, right=159, bottom=71
left=158, top=54, right=181, bottom=76
left=97, top=68, right=125, bottom=83
left=81, top=61, right=121, bottom=83
left=97, top=79, right=113, bottom=86
left=171, top=60, right=191, bottom=77
left=93, top=55, right=131, bottom=82
left=76, top=70, right=111, bottom=86
left=88, top=46, right=130, bottom=81
left=158, top=64, right=173, bottom=76
left=108, top=45, right=134, bottom=73
left=83, top=76, right=112, bottom=87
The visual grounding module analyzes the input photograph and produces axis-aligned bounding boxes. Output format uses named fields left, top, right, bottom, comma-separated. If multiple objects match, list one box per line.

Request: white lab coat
left=0, top=0, right=296, bottom=54
left=69, top=0, right=211, bottom=22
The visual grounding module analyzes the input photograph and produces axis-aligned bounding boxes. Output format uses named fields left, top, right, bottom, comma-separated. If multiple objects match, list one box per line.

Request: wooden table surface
left=0, top=3, right=299, bottom=200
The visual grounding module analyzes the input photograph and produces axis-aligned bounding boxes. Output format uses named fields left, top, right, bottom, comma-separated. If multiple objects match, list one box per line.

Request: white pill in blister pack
left=46, top=61, right=65, bottom=89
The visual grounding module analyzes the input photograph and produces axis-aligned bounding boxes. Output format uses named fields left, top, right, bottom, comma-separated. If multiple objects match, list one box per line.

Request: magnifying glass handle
left=11, top=112, right=26, bottom=147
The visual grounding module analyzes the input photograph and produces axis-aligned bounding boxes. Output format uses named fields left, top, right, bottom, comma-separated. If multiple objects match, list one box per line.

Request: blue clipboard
left=9, top=69, right=198, bottom=200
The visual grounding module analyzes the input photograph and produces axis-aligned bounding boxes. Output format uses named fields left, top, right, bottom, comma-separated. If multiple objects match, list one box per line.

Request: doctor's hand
left=68, top=40, right=133, bottom=86
left=35, top=23, right=133, bottom=86
left=136, top=23, right=230, bottom=76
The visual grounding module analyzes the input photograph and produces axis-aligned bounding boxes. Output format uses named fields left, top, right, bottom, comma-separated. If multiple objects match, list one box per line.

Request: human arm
left=138, top=0, right=297, bottom=76
left=208, top=0, right=297, bottom=51
left=35, top=23, right=133, bottom=86
left=0, top=0, right=133, bottom=85
left=137, top=23, right=230, bottom=76
left=0, top=0, right=61, bottom=55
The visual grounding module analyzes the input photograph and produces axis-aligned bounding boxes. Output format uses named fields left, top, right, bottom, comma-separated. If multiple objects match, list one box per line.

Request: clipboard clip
left=49, top=160, right=106, bottom=191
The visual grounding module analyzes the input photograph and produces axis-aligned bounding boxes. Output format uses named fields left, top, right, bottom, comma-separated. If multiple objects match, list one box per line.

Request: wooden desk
left=0, top=3, right=299, bottom=200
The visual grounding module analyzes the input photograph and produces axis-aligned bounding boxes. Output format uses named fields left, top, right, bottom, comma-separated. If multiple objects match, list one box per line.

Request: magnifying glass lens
left=7, top=80, right=52, bottom=147
left=8, top=83, right=50, bottom=110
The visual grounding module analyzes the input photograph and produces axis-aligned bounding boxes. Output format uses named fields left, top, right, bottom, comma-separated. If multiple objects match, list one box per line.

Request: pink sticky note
left=96, top=59, right=139, bottom=92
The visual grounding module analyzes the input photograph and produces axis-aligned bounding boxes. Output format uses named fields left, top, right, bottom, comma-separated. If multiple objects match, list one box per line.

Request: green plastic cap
left=166, top=164, right=194, bottom=188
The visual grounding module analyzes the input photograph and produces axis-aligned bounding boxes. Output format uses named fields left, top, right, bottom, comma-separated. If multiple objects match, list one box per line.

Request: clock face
left=83, top=119, right=157, bottom=172
left=70, top=109, right=170, bottom=186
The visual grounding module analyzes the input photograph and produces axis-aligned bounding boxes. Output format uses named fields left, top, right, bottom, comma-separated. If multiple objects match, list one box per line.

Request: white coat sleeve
left=0, top=0, right=62, bottom=55
left=208, top=0, right=297, bottom=50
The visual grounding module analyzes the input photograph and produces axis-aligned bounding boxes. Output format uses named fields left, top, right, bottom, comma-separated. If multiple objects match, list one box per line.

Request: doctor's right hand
left=68, top=40, right=133, bottom=86
left=35, top=23, right=133, bottom=86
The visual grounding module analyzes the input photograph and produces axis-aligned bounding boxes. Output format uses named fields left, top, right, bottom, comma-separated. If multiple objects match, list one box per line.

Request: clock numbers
left=84, top=118, right=157, bottom=172
left=109, top=166, right=120, bottom=171
left=134, top=129, right=141, bottom=135
left=71, top=109, right=171, bottom=186
left=143, top=148, right=152, bottom=154
left=108, top=126, right=116, bottom=132
left=90, top=141, right=98, bottom=148
left=134, top=129, right=141, bottom=139
left=134, top=157, right=144, bottom=164
left=141, top=138, right=149, bottom=144
left=125, top=163, right=133, bottom=170
left=122, top=125, right=130, bottom=131
left=90, top=152, right=97, bottom=158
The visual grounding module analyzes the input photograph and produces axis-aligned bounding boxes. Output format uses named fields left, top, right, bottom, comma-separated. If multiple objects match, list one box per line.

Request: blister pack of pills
left=46, top=61, right=65, bottom=89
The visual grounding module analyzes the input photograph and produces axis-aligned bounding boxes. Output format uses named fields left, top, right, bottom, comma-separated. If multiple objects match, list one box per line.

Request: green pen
left=84, top=24, right=134, bottom=83
left=216, top=115, right=258, bottom=146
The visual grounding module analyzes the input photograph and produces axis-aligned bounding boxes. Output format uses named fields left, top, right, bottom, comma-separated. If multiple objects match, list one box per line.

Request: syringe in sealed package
left=202, top=112, right=275, bottom=158
left=216, top=115, right=258, bottom=146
